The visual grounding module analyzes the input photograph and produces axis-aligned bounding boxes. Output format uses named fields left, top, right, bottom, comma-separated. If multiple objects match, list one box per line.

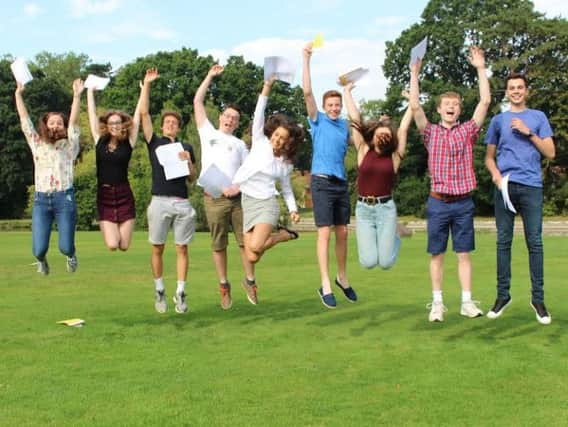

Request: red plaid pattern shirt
left=422, top=119, right=480, bottom=195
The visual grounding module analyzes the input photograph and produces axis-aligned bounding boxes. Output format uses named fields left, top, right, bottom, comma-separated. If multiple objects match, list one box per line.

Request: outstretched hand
left=208, top=64, right=224, bottom=77
left=290, top=211, right=300, bottom=223
left=72, top=79, right=85, bottom=96
left=15, top=81, right=25, bottom=95
left=144, top=68, right=159, bottom=84
left=344, top=82, right=355, bottom=92
left=401, top=89, right=410, bottom=100
left=303, top=42, right=313, bottom=60
left=265, top=74, right=277, bottom=86
left=409, top=58, right=422, bottom=75
left=468, top=46, right=485, bottom=69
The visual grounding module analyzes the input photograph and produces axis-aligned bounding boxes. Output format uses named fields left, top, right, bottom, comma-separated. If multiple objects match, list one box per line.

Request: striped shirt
left=422, top=120, right=480, bottom=195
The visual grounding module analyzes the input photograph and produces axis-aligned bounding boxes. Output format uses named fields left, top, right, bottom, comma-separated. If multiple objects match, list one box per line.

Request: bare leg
left=99, top=220, right=120, bottom=251
left=335, top=225, right=349, bottom=287
left=212, top=249, right=228, bottom=283
left=245, top=224, right=294, bottom=264
left=317, top=226, right=332, bottom=294
left=239, top=246, right=255, bottom=280
left=175, top=244, right=188, bottom=282
left=456, top=252, right=472, bottom=292
left=430, top=253, right=445, bottom=292
left=118, top=219, right=135, bottom=251
left=151, top=244, right=165, bottom=279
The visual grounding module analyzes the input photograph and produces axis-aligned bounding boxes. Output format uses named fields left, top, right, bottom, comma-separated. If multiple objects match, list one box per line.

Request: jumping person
left=15, top=78, right=84, bottom=275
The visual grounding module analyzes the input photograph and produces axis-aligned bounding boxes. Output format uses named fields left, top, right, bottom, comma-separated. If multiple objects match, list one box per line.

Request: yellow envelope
left=57, top=318, right=85, bottom=327
left=312, top=33, right=324, bottom=48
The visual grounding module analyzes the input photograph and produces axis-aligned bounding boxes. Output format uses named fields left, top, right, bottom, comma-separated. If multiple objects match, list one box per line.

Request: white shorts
left=147, top=196, right=196, bottom=245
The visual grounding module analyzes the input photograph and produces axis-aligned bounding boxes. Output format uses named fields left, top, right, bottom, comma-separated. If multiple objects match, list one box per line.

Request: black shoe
left=530, top=301, right=551, bottom=325
left=486, top=296, right=512, bottom=319
left=334, top=278, right=357, bottom=303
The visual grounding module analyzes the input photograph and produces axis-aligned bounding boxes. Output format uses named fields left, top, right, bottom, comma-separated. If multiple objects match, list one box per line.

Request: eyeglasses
left=108, top=120, right=123, bottom=126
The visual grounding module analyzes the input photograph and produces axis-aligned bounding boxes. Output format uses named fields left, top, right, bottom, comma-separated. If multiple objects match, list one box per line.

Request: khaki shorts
left=147, top=196, right=196, bottom=245
left=204, top=195, right=244, bottom=251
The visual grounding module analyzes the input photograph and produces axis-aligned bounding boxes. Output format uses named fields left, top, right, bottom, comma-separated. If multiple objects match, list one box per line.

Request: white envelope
left=410, top=36, right=428, bottom=66
left=337, top=67, right=369, bottom=86
left=197, top=164, right=232, bottom=198
left=264, top=56, right=295, bottom=85
left=155, top=142, right=189, bottom=180
left=84, top=74, right=110, bottom=90
left=11, top=57, right=33, bottom=85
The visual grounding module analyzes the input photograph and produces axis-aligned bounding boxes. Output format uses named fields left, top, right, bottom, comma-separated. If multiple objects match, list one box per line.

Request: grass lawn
left=1, top=230, right=567, bottom=426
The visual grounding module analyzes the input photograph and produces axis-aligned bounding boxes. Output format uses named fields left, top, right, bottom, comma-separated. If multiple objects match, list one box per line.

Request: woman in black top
left=87, top=86, right=141, bottom=251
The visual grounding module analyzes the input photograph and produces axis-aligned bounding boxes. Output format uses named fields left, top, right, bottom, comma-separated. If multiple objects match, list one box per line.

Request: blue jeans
left=32, top=189, right=77, bottom=260
left=494, top=183, right=544, bottom=303
left=426, top=196, right=475, bottom=254
left=355, top=199, right=400, bottom=269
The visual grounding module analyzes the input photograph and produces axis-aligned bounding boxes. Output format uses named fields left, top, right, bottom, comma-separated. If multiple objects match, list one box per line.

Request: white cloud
left=23, top=3, right=42, bottom=17
left=69, top=0, right=122, bottom=18
left=229, top=37, right=388, bottom=103
left=533, top=0, right=568, bottom=18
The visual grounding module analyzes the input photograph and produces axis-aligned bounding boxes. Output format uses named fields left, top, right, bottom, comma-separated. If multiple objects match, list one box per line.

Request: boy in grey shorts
left=139, top=68, right=196, bottom=314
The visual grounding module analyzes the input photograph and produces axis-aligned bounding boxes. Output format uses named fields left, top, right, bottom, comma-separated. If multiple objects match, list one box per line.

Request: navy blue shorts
left=311, top=175, right=350, bottom=227
left=426, top=196, right=475, bottom=254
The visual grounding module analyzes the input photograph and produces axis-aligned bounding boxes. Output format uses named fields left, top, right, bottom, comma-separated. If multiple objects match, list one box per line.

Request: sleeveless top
left=357, top=150, right=395, bottom=196
left=96, top=135, right=132, bottom=185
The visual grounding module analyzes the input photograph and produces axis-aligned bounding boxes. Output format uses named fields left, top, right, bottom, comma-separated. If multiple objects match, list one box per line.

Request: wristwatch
left=527, top=131, right=534, bottom=138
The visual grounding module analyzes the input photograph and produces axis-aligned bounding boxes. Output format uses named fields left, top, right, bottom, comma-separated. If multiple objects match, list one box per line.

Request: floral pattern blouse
left=21, top=118, right=80, bottom=193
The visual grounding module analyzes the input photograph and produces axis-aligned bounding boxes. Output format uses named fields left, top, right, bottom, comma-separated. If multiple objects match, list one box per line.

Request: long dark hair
left=264, top=114, right=304, bottom=162
left=37, top=112, right=68, bottom=144
left=351, top=118, right=398, bottom=156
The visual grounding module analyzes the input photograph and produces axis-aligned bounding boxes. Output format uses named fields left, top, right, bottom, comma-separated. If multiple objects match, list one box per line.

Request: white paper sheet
left=84, top=74, right=110, bottom=90
left=337, top=67, right=369, bottom=86
left=501, top=174, right=517, bottom=213
left=155, top=142, right=189, bottom=180
left=197, top=164, right=232, bottom=198
left=410, top=36, right=428, bottom=66
left=264, top=56, right=295, bottom=85
left=10, top=57, right=33, bottom=85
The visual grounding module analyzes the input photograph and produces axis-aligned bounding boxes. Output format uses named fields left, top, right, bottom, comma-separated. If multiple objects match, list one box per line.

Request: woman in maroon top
left=87, top=85, right=141, bottom=251
left=344, top=83, right=412, bottom=269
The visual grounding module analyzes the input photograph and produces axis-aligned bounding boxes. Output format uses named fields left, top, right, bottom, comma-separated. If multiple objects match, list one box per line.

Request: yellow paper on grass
left=312, top=33, right=324, bottom=48
left=57, top=318, right=85, bottom=327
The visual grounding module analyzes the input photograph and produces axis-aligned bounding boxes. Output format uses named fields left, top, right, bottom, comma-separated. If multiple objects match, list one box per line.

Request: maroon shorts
left=97, top=183, right=136, bottom=223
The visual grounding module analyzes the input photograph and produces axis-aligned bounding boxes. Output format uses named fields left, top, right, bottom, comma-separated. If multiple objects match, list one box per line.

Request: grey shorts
left=242, top=193, right=280, bottom=232
left=147, top=196, right=196, bottom=245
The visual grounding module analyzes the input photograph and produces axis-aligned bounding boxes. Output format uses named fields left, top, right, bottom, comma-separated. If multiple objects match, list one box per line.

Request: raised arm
left=139, top=68, right=159, bottom=143
left=343, top=83, right=365, bottom=151
left=86, top=88, right=100, bottom=142
left=14, top=82, right=30, bottom=124
left=302, top=42, right=318, bottom=121
left=394, top=91, right=413, bottom=172
left=194, top=65, right=224, bottom=129
left=69, top=79, right=84, bottom=128
left=469, top=46, right=491, bottom=127
left=128, top=82, right=143, bottom=147
left=409, top=59, right=428, bottom=132
left=252, top=76, right=275, bottom=141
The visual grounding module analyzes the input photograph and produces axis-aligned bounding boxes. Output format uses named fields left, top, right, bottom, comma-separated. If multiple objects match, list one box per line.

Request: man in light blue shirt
left=303, top=42, right=356, bottom=309
left=484, top=73, right=555, bottom=325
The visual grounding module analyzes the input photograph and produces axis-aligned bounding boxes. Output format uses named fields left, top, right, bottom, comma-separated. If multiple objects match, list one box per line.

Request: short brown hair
left=322, top=90, right=342, bottom=106
left=264, top=114, right=304, bottom=162
left=223, top=104, right=241, bottom=115
left=161, top=111, right=182, bottom=127
left=505, top=72, right=528, bottom=88
left=99, top=111, right=133, bottom=142
left=436, top=91, right=462, bottom=108
left=37, top=112, right=68, bottom=144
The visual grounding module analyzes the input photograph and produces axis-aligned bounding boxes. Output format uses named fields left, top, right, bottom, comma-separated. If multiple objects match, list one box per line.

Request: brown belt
left=430, top=191, right=470, bottom=203
left=358, top=195, right=392, bottom=205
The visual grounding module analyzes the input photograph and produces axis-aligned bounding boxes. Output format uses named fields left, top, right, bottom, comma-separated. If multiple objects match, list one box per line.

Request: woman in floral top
left=15, top=79, right=84, bottom=275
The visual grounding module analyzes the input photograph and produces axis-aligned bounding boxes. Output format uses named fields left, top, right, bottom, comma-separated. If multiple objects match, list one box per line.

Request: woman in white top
left=233, top=76, right=304, bottom=264
left=15, top=79, right=84, bottom=275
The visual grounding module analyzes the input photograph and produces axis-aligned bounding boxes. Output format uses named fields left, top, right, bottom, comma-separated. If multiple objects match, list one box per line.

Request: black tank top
left=96, top=135, right=132, bottom=185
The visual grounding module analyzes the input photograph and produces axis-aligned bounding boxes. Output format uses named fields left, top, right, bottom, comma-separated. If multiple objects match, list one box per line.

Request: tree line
left=0, top=0, right=566, bottom=228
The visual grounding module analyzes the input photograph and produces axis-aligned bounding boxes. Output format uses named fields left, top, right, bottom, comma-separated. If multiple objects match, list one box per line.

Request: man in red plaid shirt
left=409, top=46, right=491, bottom=322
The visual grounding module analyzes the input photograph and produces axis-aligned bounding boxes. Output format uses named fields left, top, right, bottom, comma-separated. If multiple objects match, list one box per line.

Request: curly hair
left=37, top=112, right=68, bottom=144
left=99, top=111, right=133, bottom=142
left=351, top=118, right=398, bottom=156
left=264, top=114, right=304, bottom=162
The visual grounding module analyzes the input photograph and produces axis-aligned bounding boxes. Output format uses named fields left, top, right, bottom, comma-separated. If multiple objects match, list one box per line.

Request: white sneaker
left=32, top=258, right=49, bottom=275
left=66, top=255, right=78, bottom=273
left=173, top=292, right=188, bottom=314
left=427, top=301, right=447, bottom=322
left=460, top=300, right=483, bottom=318
left=155, top=290, right=167, bottom=313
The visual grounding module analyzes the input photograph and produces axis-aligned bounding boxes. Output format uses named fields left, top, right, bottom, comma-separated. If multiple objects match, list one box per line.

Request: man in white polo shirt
left=194, top=65, right=256, bottom=310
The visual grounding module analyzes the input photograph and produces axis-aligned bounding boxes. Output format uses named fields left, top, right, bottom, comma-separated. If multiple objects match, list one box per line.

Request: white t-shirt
left=197, top=120, right=248, bottom=182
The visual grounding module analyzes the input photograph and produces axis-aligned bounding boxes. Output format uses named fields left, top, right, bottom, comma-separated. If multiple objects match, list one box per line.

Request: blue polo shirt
left=308, top=111, right=349, bottom=180
left=484, top=109, right=553, bottom=188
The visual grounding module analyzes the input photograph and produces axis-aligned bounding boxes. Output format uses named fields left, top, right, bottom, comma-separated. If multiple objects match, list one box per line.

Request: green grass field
left=1, top=231, right=567, bottom=426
